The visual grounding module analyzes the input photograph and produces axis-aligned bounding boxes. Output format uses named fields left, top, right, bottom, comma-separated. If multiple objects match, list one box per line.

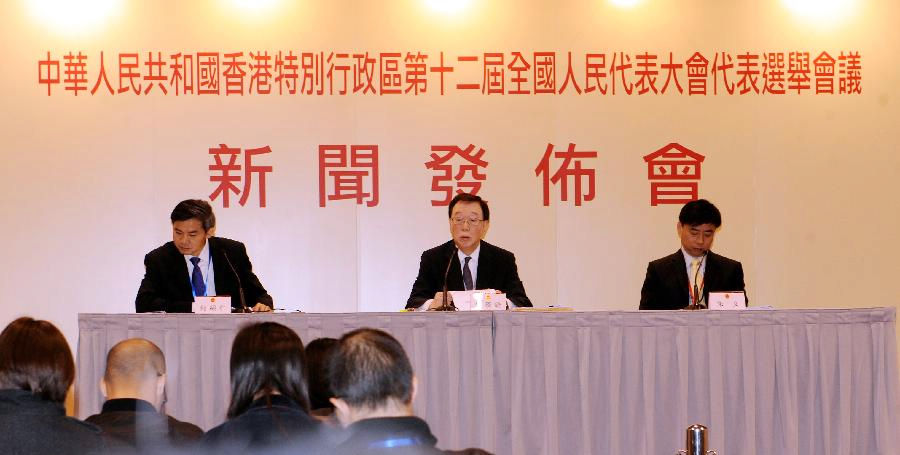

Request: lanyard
left=687, top=256, right=706, bottom=306
left=190, top=250, right=212, bottom=297
left=368, top=437, right=424, bottom=449
left=687, top=276, right=705, bottom=305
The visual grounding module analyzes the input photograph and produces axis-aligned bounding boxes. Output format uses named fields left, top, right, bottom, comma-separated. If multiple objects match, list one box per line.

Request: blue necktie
left=463, top=256, right=473, bottom=291
left=190, top=257, right=206, bottom=297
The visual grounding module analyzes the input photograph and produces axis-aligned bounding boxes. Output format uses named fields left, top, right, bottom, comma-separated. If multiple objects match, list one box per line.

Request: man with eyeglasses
left=406, top=193, right=532, bottom=310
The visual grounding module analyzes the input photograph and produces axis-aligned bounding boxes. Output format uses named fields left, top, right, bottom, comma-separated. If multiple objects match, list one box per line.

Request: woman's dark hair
left=0, top=317, right=75, bottom=403
left=227, top=322, right=310, bottom=418
left=304, top=337, right=338, bottom=410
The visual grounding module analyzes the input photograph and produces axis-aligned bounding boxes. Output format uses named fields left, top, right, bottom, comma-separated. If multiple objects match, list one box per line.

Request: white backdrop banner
left=0, top=0, right=897, bottom=360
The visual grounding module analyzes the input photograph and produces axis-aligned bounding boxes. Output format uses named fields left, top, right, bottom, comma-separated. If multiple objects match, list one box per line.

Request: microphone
left=222, top=250, right=250, bottom=313
left=436, top=246, right=458, bottom=311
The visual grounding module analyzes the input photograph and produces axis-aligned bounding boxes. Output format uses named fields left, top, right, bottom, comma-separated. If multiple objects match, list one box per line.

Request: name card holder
left=192, top=296, right=232, bottom=314
left=708, top=292, right=746, bottom=310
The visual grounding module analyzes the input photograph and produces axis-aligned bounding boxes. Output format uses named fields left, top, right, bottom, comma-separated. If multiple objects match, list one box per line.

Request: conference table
left=77, top=308, right=899, bottom=455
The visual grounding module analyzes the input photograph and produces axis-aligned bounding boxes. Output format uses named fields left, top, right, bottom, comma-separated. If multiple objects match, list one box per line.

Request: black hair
left=304, top=337, right=339, bottom=410
left=448, top=193, right=490, bottom=221
left=678, top=199, right=722, bottom=227
left=170, top=199, right=216, bottom=231
left=328, top=328, right=413, bottom=409
left=227, top=322, right=310, bottom=418
left=0, top=317, right=75, bottom=403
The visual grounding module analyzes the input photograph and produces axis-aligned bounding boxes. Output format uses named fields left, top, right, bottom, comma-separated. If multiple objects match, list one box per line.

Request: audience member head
left=677, top=199, right=722, bottom=257
left=328, top=328, right=415, bottom=426
left=227, top=322, right=310, bottom=418
left=305, top=337, right=338, bottom=411
left=170, top=199, right=216, bottom=256
left=0, top=317, right=74, bottom=403
left=100, top=338, right=167, bottom=410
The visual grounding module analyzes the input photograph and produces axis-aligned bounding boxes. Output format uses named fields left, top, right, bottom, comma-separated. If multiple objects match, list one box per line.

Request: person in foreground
left=305, top=337, right=339, bottom=421
left=0, top=317, right=103, bottom=454
left=406, top=193, right=532, bottom=310
left=328, top=328, right=491, bottom=454
left=639, top=199, right=747, bottom=310
left=136, top=199, right=273, bottom=313
left=85, top=338, right=203, bottom=450
left=202, top=321, right=323, bottom=453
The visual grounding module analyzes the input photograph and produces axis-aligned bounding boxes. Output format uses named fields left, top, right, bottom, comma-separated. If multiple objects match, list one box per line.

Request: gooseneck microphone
left=222, top=250, right=250, bottom=313
left=437, top=246, right=458, bottom=311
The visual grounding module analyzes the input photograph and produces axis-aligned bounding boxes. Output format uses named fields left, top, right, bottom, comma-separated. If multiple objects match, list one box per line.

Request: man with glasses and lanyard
left=406, top=193, right=532, bottom=310
left=135, top=199, right=273, bottom=313
left=639, top=199, right=747, bottom=310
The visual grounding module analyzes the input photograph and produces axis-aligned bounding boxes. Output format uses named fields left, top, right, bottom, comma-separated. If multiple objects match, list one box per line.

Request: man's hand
left=251, top=303, right=272, bottom=312
left=428, top=292, right=450, bottom=310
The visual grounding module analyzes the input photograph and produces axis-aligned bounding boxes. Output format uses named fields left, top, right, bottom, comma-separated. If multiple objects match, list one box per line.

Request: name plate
left=448, top=290, right=508, bottom=311
left=708, top=292, right=746, bottom=310
left=192, top=296, right=232, bottom=314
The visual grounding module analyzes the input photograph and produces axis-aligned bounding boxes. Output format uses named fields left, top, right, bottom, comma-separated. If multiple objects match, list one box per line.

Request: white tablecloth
left=77, top=308, right=899, bottom=454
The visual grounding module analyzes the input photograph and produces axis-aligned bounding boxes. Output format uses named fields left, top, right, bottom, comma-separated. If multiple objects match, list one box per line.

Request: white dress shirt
left=457, top=244, right=480, bottom=289
left=680, top=248, right=706, bottom=307
left=183, top=241, right=216, bottom=297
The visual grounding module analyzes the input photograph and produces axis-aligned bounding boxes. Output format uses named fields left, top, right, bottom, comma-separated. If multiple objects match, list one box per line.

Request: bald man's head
left=101, top=339, right=166, bottom=408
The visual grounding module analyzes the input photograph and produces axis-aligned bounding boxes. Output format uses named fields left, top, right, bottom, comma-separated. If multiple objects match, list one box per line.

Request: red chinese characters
left=63, top=52, right=88, bottom=96
left=36, top=50, right=862, bottom=97
left=424, top=144, right=489, bottom=206
left=535, top=143, right=597, bottom=207
left=197, top=52, right=220, bottom=95
left=643, top=143, right=705, bottom=206
left=209, top=144, right=273, bottom=208
left=685, top=52, right=708, bottom=96
left=38, top=52, right=60, bottom=95
left=318, top=145, right=379, bottom=207
left=838, top=51, right=862, bottom=94
left=813, top=51, right=836, bottom=94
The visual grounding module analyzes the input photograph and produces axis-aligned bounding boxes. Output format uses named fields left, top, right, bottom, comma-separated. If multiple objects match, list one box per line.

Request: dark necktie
left=462, top=256, right=473, bottom=291
left=190, top=256, right=206, bottom=297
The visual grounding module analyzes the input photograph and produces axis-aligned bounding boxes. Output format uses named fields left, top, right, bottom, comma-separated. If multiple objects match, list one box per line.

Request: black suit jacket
left=202, top=395, right=323, bottom=452
left=135, top=236, right=273, bottom=313
left=85, top=398, right=203, bottom=450
left=639, top=250, right=747, bottom=310
left=406, top=240, right=532, bottom=309
left=0, top=389, right=104, bottom=455
left=336, top=417, right=492, bottom=455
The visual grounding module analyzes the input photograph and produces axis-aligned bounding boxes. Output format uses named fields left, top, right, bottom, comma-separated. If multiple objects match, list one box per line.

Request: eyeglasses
left=451, top=217, right=484, bottom=227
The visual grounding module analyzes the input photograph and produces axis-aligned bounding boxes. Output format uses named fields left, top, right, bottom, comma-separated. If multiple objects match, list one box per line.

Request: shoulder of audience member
left=443, top=449, right=494, bottom=455
left=167, top=414, right=205, bottom=440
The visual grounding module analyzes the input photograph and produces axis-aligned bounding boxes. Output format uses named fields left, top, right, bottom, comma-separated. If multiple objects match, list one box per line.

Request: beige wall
left=0, top=0, right=897, bottom=367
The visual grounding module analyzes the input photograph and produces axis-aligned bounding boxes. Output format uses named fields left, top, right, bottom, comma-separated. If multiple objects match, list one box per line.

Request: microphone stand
left=435, top=247, right=458, bottom=312
left=223, top=251, right=251, bottom=313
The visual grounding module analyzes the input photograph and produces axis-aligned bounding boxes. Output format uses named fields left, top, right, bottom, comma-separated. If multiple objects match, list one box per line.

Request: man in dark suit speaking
left=135, top=199, right=273, bottom=313
left=406, top=193, right=532, bottom=310
left=639, top=199, right=747, bottom=310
